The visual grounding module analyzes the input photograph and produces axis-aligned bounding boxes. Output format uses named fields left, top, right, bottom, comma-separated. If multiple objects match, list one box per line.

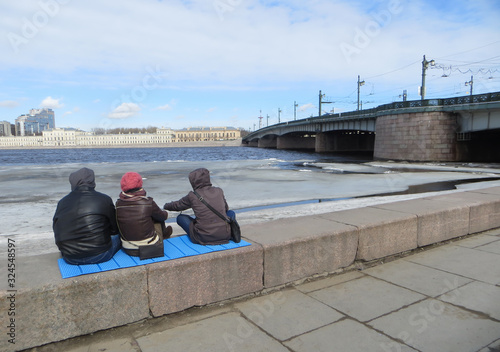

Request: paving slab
left=63, top=338, right=138, bottom=352
left=478, top=339, right=500, bottom=352
left=475, top=238, right=500, bottom=255
left=309, top=276, right=425, bottom=322
left=242, top=215, right=358, bottom=287
left=407, top=244, right=500, bottom=285
left=373, top=197, right=469, bottom=246
left=284, top=319, right=418, bottom=352
left=455, top=232, right=500, bottom=248
left=235, top=289, right=344, bottom=341
left=363, top=259, right=472, bottom=297
left=296, top=271, right=365, bottom=294
left=438, top=281, right=500, bottom=321
left=318, top=207, right=418, bottom=261
left=136, top=312, right=289, bottom=352
left=370, top=299, right=500, bottom=352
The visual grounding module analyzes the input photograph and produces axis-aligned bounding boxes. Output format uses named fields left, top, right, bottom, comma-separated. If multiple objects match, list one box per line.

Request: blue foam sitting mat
left=58, top=235, right=251, bottom=279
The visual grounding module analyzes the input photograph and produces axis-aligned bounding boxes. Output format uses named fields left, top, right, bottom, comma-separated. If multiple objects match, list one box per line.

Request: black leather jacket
left=53, top=186, right=119, bottom=259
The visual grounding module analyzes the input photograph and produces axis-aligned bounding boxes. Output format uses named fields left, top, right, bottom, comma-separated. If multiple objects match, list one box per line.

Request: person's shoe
left=164, top=225, right=173, bottom=239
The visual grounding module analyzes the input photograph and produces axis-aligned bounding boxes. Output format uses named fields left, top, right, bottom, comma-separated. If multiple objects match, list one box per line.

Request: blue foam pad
left=58, top=235, right=251, bottom=279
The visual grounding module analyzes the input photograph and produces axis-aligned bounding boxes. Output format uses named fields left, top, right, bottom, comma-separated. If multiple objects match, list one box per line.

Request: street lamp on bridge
left=420, top=54, right=435, bottom=100
left=319, top=90, right=333, bottom=116
left=465, top=75, right=474, bottom=96
left=357, top=75, right=365, bottom=110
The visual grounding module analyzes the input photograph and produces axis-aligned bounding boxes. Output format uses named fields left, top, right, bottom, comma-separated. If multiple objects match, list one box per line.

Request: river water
left=1, top=146, right=500, bottom=257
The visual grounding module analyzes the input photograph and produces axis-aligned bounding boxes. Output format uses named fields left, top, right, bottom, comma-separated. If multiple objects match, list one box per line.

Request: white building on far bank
left=0, top=126, right=241, bottom=148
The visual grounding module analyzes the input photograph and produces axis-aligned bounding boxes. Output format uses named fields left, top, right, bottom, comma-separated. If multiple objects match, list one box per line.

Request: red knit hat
left=121, top=172, right=143, bottom=192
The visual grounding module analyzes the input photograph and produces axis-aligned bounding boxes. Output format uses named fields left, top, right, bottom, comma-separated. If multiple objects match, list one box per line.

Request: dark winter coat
left=116, top=189, right=168, bottom=243
left=163, top=168, right=230, bottom=244
left=53, top=168, right=119, bottom=260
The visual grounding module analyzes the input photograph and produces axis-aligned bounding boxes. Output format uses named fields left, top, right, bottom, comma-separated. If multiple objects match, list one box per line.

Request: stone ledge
left=147, top=243, right=263, bottom=317
left=318, top=207, right=418, bottom=261
left=0, top=253, right=150, bottom=352
left=372, top=197, right=470, bottom=247
left=425, top=190, right=500, bottom=234
left=242, top=216, right=358, bottom=288
left=1, top=188, right=500, bottom=351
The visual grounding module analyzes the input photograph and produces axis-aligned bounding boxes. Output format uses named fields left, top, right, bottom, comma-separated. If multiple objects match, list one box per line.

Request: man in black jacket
left=53, top=167, right=121, bottom=265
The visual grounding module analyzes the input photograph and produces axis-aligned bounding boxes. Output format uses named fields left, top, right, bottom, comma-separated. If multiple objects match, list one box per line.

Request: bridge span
left=242, top=92, right=500, bottom=162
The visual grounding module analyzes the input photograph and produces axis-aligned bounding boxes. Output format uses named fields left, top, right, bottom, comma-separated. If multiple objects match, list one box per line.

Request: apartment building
left=15, top=108, right=55, bottom=136
left=0, top=121, right=12, bottom=136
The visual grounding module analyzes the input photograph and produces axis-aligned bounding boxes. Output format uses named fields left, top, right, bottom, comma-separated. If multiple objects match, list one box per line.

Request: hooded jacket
left=163, top=168, right=230, bottom=244
left=53, top=168, right=119, bottom=259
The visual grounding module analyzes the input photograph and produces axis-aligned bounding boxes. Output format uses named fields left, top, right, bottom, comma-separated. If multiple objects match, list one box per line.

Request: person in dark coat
left=116, top=172, right=172, bottom=256
left=53, top=167, right=121, bottom=265
left=163, top=168, right=236, bottom=245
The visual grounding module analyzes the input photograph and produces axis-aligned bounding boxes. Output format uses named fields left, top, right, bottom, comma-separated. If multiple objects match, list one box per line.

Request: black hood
left=69, top=167, right=96, bottom=191
left=188, top=168, right=212, bottom=190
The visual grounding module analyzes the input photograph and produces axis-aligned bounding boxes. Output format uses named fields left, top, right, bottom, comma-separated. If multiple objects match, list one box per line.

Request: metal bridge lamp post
left=357, top=75, right=365, bottom=110
left=465, top=75, right=473, bottom=96
left=294, top=101, right=298, bottom=120
left=420, top=55, right=435, bottom=100
left=319, top=90, right=333, bottom=116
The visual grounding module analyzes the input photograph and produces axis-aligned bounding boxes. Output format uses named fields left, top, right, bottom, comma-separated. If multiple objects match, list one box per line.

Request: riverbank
left=0, top=138, right=242, bottom=150
left=3, top=185, right=500, bottom=351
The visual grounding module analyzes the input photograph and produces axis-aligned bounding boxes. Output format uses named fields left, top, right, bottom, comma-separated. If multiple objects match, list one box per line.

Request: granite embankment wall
left=2, top=187, right=500, bottom=351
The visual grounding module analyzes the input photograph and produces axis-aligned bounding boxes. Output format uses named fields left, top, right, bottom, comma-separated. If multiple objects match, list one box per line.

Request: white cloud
left=0, top=100, right=19, bottom=108
left=108, top=103, right=141, bottom=119
left=63, top=107, right=80, bottom=116
left=299, top=103, right=315, bottom=112
left=154, top=104, right=173, bottom=111
left=207, top=107, right=217, bottom=113
left=41, top=96, right=63, bottom=109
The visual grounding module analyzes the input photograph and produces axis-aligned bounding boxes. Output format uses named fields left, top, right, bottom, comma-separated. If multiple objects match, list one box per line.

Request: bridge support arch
left=257, top=135, right=277, bottom=148
left=315, top=131, right=375, bottom=153
left=277, top=134, right=315, bottom=150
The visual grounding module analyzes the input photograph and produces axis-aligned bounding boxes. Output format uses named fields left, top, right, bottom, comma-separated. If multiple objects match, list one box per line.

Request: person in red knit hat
left=116, top=172, right=172, bottom=258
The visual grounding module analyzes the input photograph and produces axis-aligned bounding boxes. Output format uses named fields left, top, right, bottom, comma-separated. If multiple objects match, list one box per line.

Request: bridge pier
left=374, top=111, right=458, bottom=161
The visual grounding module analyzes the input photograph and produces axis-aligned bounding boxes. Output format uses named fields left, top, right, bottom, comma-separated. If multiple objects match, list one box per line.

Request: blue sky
left=1, top=0, right=499, bottom=132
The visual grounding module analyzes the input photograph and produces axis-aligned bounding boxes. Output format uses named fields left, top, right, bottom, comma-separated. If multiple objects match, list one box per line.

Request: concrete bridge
left=242, top=92, right=500, bottom=162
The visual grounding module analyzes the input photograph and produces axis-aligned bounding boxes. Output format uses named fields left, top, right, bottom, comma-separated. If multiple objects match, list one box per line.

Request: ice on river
left=1, top=159, right=500, bottom=257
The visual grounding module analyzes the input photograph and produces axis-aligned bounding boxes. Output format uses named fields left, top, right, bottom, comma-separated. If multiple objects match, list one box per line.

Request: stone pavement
left=25, top=230, right=500, bottom=352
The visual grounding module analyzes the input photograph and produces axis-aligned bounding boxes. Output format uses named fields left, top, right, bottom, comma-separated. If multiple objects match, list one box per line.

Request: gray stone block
left=147, top=244, right=263, bottom=317
left=0, top=253, right=149, bottom=352
left=242, top=216, right=358, bottom=288
left=319, top=207, right=418, bottom=261
left=427, top=191, right=500, bottom=234
left=373, top=198, right=469, bottom=246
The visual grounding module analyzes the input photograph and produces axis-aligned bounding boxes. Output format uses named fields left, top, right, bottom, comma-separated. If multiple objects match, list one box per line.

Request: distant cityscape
left=0, top=108, right=242, bottom=148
